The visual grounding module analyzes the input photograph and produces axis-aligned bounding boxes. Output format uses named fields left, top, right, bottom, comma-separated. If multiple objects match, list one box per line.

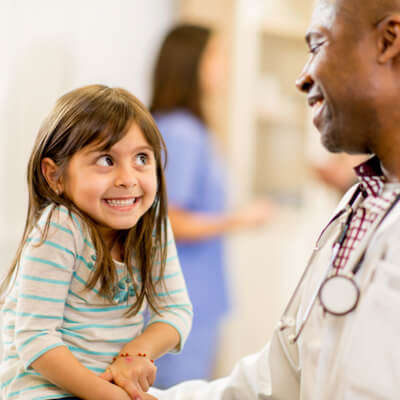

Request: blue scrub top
left=155, top=109, right=230, bottom=320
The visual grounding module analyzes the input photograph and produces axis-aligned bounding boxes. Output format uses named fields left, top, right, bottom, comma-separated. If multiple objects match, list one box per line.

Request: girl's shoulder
left=36, top=204, right=94, bottom=249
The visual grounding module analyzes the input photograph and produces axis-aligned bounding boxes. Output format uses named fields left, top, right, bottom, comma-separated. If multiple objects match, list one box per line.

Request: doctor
left=150, top=0, right=400, bottom=398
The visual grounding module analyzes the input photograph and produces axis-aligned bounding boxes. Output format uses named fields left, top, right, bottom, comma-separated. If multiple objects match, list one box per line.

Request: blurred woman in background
left=150, top=24, right=272, bottom=388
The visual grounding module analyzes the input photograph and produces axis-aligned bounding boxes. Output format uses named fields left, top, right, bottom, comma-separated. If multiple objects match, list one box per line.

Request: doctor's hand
left=232, top=198, right=276, bottom=229
left=99, top=354, right=157, bottom=400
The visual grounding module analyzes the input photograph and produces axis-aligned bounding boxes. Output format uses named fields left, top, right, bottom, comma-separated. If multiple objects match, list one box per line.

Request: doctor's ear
left=377, top=16, right=400, bottom=63
left=41, top=157, right=64, bottom=195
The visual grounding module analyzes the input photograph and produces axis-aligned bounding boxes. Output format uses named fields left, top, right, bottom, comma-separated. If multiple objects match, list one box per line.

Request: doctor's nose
left=114, top=166, right=138, bottom=189
left=296, top=68, right=314, bottom=93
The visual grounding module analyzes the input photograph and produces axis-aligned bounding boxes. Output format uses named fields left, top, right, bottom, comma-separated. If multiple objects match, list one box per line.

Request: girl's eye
left=96, top=155, right=114, bottom=167
left=136, top=153, right=149, bottom=166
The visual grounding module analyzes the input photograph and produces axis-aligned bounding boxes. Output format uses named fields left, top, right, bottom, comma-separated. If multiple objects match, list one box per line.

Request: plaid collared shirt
left=333, top=156, right=400, bottom=270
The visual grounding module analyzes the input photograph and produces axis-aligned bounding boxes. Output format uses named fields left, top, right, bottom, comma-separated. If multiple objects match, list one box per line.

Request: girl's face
left=61, top=122, right=158, bottom=245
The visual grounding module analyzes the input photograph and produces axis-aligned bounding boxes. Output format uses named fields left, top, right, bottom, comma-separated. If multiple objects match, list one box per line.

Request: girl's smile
left=104, top=196, right=140, bottom=209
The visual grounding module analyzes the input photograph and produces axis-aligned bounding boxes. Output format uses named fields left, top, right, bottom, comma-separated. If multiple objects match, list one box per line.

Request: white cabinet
left=235, top=5, right=313, bottom=205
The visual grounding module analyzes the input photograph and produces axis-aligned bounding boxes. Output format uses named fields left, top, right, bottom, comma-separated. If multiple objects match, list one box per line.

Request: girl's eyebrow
left=131, top=145, right=154, bottom=153
left=83, top=144, right=154, bottom=155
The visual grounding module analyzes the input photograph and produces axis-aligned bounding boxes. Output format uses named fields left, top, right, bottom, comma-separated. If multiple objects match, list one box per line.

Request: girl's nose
left=114, top=166, right=138, bottom=189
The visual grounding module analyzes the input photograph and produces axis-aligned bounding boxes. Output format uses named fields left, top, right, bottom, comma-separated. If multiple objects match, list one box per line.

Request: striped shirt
left=0, top=205, right=192, bottom=399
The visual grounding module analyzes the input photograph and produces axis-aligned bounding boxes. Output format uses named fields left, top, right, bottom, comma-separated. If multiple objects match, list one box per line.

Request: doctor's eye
left=309, top=41, right=325, bottom=55
left=96, top=155, right=114, bottom=167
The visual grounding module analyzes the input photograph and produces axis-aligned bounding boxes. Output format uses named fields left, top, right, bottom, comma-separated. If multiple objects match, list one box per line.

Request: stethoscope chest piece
left=318, top=275, right=360, bottom=316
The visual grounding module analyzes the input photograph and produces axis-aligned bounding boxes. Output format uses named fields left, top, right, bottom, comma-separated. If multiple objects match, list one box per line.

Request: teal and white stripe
left=1, top=205, right=192, bottom=399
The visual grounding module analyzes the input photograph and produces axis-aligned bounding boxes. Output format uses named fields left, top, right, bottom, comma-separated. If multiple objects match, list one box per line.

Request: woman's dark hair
left=1, top=85, right=169, bottom=316
left=150, top=24, right=212, bottom=122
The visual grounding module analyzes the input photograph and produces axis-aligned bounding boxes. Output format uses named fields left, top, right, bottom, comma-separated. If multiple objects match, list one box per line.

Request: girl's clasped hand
left=100, top=352, right=157, bottom=396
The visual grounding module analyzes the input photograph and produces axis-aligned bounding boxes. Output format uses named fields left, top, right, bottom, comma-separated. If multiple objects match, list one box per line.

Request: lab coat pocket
left=343, top=260, right=400, bottom=400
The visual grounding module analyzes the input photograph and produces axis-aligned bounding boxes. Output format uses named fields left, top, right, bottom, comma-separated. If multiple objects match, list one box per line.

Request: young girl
left=0, top=85, right=192, bottom=400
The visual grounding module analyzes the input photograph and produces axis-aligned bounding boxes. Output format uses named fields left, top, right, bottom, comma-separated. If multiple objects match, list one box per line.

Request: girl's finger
left=99, top=367, right=113, bottom=381
left=138, top=375, right=150, bottom=392
left=142, top=392, right=158, bottom=400
left=121, top=379, right=143, bottom=400
left=148, top=366, right=157, bottom=387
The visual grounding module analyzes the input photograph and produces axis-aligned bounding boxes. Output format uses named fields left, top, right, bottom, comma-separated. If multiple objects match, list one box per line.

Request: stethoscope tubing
left=280, top=184, right=400, bottom=343
left=279, top=185, right=362, bottom=331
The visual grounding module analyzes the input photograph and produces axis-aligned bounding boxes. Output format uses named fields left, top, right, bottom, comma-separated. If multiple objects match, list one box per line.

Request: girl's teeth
left=106, top=199, right=136, bottom=207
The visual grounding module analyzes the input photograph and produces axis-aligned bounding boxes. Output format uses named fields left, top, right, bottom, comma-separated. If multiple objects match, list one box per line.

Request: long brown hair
left=150, top=24, right=212, bottom=122
left=1, top=85, right=168, bottom=316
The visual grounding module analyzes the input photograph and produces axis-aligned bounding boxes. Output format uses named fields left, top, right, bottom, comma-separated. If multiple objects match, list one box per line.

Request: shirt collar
left=354, top=155, right=386, bottom=197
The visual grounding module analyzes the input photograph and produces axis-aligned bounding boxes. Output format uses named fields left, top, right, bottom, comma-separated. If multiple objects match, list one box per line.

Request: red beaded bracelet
left=113, top=352, right=154, bottom=363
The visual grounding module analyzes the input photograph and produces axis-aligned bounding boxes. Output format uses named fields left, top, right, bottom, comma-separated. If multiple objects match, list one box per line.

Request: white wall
left=0, top=0, right=176, bottom=361
left=1, top=0, right=176, bottom=270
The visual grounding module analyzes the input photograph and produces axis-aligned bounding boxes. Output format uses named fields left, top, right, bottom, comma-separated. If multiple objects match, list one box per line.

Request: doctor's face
left=296, top=0, right=378, bottom=155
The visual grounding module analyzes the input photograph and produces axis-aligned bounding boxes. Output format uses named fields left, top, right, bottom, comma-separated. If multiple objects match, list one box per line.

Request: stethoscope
left=279, top=184, right=400, bottom=344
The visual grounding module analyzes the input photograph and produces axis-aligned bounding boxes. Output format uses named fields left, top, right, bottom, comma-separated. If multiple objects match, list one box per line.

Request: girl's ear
left=41, top=157, right=63, bottom=195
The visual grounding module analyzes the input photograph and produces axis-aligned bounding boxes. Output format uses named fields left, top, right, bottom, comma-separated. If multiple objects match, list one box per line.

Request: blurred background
left=1, top=0, right=364, bottom=383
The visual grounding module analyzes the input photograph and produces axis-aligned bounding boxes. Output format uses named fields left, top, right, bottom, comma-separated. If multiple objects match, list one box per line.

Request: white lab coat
left=150, top=184, right=400, bottom=399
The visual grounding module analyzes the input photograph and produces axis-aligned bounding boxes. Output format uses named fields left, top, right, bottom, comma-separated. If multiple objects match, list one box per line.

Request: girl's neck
left=100, top=230, right=123, bottom=262
left=109, top=236, right=123, bottom=262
